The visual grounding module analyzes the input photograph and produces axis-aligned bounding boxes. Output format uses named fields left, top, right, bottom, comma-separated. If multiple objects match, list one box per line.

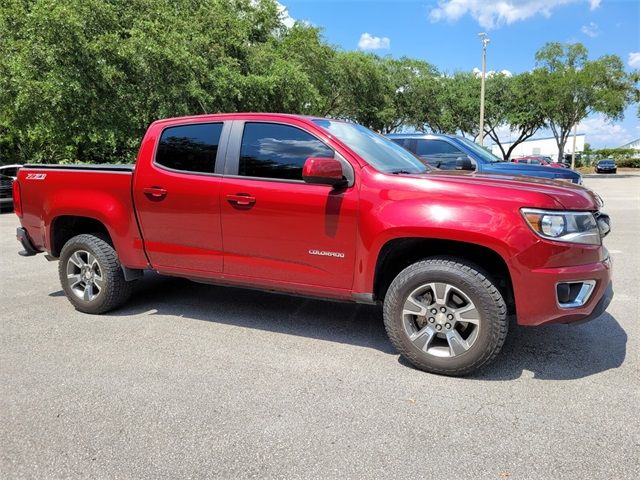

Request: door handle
left=143, top=186, right=168, bottom=199
left=226, top=193, right=256, bottom=207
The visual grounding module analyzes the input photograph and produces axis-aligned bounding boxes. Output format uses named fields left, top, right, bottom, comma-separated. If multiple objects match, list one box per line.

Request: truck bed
left=23, top=164, right=134, bottom=172
left=17, top=163, right=148, bottom=268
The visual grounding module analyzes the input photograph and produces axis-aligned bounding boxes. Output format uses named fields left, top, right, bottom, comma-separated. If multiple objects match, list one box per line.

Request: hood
left=423, top=170, right=601, bottom=210
left=488, top=162, right=580, bottom=179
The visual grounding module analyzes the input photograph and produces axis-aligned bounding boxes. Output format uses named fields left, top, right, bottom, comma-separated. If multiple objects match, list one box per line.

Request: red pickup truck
left=13, top=113, right=613, bottom=375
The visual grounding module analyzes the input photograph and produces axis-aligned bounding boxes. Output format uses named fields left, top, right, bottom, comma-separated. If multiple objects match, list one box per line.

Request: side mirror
left=455, top=156, right=475, bottom=171
left=302, top=157, right=346, bottom=187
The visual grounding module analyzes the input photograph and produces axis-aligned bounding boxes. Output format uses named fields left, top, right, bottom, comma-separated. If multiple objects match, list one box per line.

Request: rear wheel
left=383, top=257, right=508, bottom=376
left=59, top=234, right=134, bottom=314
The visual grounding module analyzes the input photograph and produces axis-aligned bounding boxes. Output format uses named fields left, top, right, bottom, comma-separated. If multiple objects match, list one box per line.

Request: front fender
left=354, top=195, right=536, bottom=295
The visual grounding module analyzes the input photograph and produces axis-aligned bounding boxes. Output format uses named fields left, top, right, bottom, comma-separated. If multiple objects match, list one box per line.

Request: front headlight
left=521, top=209, right=600, bottom=245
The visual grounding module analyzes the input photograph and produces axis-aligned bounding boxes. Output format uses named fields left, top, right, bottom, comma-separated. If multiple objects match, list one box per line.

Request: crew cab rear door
left=219, top=119, right=358, bottom=290
left=133, top=121, right=228, bottom=275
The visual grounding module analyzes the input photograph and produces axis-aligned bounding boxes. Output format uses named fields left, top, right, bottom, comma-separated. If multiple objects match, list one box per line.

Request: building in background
left=490, top=134, right=585, bottom=160
left=618, top=138, right=640, bottom=152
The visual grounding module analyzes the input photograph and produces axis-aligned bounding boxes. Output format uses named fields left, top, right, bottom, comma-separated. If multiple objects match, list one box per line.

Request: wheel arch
left=50, top=215, right=113, bottom=257
left=373, top=237, right=515, bottom=314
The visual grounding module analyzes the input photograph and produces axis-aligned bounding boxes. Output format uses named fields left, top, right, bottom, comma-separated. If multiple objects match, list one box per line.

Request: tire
left=58, top=233, right=134, bottom=314
left=383, top=257, right=508, bottom=376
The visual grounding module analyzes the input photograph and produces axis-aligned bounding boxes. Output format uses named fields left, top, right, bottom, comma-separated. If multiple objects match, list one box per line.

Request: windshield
left=456, top=137, right=504, bottom=163
left=312, top=119, right=430, bottom=174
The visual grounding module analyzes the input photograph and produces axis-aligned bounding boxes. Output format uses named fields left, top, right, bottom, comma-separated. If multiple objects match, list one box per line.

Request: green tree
left=438, top=72, right=480, bottom=138
left=483, top=72, right=547, bottom=160
left=534, top=42, right=632, bottom=164
left=331, top=51, right=391, bottom=132
left=393, top=60, right=443, bottom=133
left=274, top=24, right=341, bottom=116
left=0, top=0, right=322, bottom=164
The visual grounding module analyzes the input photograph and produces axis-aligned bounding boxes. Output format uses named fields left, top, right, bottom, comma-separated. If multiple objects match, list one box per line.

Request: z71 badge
left=25, top=173, right=47, bottom=180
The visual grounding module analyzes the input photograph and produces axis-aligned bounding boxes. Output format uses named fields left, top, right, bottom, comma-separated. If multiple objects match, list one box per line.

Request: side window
left=415, top=139, right=463, bottom=156
left=156, top=123, right=223, bottom=174
left=529, top=159, right=541, bottom=165
left=390, top=138, right=418, bottom=153
left=390, top=138, right=408, bottom=148
left=415, top=140, right=464, bottom=169
left=239, top=123, right=334, bottom=180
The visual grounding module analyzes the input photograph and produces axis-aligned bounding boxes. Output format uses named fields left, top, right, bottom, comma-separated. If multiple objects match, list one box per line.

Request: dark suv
left=387, top=134, right=582, bottom=184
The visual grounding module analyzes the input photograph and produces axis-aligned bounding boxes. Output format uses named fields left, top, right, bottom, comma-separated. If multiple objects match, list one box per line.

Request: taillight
left=12, top=180, right=23, bottom=217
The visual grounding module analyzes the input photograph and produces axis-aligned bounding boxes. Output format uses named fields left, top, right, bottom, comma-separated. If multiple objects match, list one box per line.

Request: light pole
left=478, top=32, right=490, bottom=146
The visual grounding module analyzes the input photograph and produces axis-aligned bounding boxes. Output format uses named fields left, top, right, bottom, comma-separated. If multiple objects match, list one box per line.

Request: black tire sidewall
left=58, top=234, right=126, bottom=314
left=384, top=260, right=506, bottom=375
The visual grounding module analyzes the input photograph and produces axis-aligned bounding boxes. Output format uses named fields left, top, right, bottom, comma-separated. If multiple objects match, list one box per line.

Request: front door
left=220, top=121, right=359, bottom=290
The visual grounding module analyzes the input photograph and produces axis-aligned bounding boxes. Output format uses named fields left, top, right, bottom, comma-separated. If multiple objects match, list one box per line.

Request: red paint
left=12, top=180, right=22, bottom=218
left=302, top=157, right=344, bottom=184
left=15, top=113, right=612, bottom=326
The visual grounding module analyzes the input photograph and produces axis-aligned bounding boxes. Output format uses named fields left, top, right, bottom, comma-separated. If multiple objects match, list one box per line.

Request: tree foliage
left=0, top=2, right=636, bottom=165
left=0, top=0, right=330, bottom=163
left=534, top=42, right=633, bottom=162
left=483, top=72, right=547, bottom=160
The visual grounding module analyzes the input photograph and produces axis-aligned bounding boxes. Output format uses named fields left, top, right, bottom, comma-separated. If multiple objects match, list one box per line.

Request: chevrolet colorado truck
left=14, top=113, right=613, bottom=375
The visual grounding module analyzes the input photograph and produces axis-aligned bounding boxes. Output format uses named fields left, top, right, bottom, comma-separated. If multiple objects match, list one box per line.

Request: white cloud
left=578, top=115, right=634, bottom=148
left=429, top=1, right=598, bottom=29
left=628, top=52, right=640, bottom=69
left=276, top=1, right=295, bottom=28
left=358, top=33, right=391, bottom=50
left=472, top=67, right=513, bottom=77
left=581, top=22, right=599, bottom=37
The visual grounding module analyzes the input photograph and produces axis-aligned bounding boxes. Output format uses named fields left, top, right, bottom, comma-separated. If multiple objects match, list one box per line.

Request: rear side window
left=390, top=138, right=409, bottom=148
left=415, top=139, right=462, bottom=156
left=156, top=123, right=223, bottom=174
left=239, top=123, right=334, bottom=180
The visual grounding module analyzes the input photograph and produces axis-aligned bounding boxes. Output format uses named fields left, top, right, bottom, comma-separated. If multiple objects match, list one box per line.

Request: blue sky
left=279, top=0, right=640, bottom=148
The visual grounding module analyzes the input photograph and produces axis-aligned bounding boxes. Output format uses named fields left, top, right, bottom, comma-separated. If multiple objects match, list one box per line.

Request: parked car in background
left=14, top=113, right=611, bottom=376
left=0, top=164, right=22, bottom=212
left=512, top=156, right=568, bottom=168
left=595, top=159, right=617, bottom=174
left=387, top=134, right=582, bottom=184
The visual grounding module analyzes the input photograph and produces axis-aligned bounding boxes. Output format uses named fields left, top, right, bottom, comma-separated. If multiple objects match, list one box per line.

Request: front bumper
left=568, top=281, right=613, bottom=326
left=513, top=253, right=613, bottom=326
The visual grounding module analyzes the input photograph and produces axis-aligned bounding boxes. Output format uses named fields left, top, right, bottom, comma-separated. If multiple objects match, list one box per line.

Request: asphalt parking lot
left=1, top=174, right=639, bottom=479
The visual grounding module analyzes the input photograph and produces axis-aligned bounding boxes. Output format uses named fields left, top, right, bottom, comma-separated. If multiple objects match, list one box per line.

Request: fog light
left=556, top=281, right=596, bottom=308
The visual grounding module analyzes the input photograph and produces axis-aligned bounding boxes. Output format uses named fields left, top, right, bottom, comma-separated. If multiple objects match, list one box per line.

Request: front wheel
left=383, top=258, right=508, bottom=376
left=58, top=234, right=134, bottom=314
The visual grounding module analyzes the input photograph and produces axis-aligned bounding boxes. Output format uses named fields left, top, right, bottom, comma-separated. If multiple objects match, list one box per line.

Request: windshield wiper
left=389, top=169, right=422, bottom=175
